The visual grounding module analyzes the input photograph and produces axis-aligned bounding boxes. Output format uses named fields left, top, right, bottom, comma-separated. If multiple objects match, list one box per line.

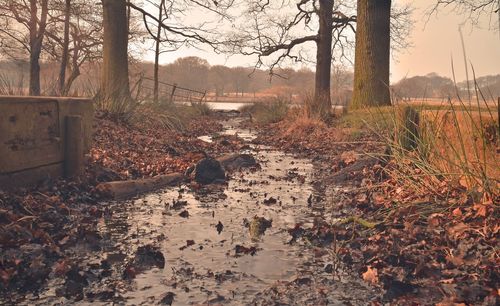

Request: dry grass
left=420, top=109, right=499, bottom=192
left=361, top=100, right=500, bottom=198
left=240, top=96, right=290, bottom=124
left=282, top=107, right=328, bottom=138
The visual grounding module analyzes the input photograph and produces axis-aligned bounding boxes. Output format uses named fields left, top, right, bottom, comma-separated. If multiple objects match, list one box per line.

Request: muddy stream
left=21, top=118, right=377, bottom=305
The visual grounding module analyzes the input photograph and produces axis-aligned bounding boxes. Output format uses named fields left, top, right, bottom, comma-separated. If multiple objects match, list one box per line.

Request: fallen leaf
left=447, top=222, right=469, bottom=238
left=472, top=203, right=488, bottom=218
left=452, top=208, right=462, bottom=217
left=362, top=266, right=378, bottom=285
left=446, top=254, right=464, bottom=266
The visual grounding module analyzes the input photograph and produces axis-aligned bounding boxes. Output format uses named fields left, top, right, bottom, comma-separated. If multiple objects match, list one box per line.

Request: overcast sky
left=151, top=0, right=500, bottom=83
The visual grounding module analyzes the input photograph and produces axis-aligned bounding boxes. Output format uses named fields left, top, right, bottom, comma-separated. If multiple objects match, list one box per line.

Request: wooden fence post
left=399, top=106, right=420, bottom=151
left=170, top=83, right=177, bottom=104
left=64, top=115, right=83, bottom=178
left=200, top=90, right=207, bottom=103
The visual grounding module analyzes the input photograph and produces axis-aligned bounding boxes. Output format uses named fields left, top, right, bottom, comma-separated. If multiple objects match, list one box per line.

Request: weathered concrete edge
left=0, top=96, right=93, bottom=189
left=0, top=163, right=64, bottom=190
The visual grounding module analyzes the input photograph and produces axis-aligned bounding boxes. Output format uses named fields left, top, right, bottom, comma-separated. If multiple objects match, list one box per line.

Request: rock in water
left=193, top=158, right=225, bottom=184
left=132, top=245, right=165, bottom=271
left=249, top=216, right=272, bottom=241
left=159, top=292, right=175, bottom=305
left=218, top=154, right=258, bottom=171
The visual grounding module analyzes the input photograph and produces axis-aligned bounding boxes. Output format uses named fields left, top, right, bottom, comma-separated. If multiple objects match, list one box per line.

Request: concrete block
left=0, top=96, right=93, bottom=189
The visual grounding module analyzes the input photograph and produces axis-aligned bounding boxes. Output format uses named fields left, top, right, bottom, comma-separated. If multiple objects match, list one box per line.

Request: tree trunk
left=153, top=0, right=165, bottom=103
left=101, top=0, right=131, bottom=102
left=28, top=0, right=48, bottom=96
left=351, top=0, right=391, bottom=109
left=63, top=32, right=81, bottom=94
left=311, top=0, right=333, bottom=119
left=59, top=0, right=71, bottom=96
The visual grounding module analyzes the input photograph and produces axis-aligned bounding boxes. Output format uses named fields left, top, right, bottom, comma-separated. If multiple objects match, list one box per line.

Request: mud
left=7, top=118, right=379, bottom=305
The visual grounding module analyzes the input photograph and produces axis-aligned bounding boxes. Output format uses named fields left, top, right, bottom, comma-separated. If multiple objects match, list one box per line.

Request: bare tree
left=232, top=0, right=356, bottom=119
left=209, top=65, right=232, bottom=97
left=59, top=0, right=71, bottom=95
left=153, top=0, right=166, bottom=103
left=44, top=0, right=102, bottom=95
left=96, top=0, right=235, bottom=111
left=0, top=0, right=50, bottom=96
left=0, top=0, right=102, bottom=96
left=430, top=0, right=499, bottom=30
left=142, top=0, right=183, bottom=103
left=126, top=0, right=235, bottom=102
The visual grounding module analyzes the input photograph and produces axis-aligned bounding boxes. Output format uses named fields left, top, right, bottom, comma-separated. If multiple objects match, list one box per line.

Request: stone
left=159, top=292, right=175, bottom=305
left=217, top=153, right=257, bottom=171
left=132, top=245, right=165, bottom=271
left=192, top=158, right=225, bottom=184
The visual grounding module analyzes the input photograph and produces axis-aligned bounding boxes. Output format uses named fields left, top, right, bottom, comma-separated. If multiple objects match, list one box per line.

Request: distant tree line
left=392, top=73, right=500, bottom=100
left=0, top=56, right=355, bottom=104
left=3, top=54, right=499, bottom=103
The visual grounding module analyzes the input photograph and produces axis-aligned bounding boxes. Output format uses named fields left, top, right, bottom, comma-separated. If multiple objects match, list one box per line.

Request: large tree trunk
left=153, top=0, right=165, bottom=104
left=311, top=0, right=333, bottom=119
left=351, top=0, right=391, bottom=109
left=28, top=0, right=48, bottom=96
left=59, top=0, right=71, bottom=96
left=101, top=0, right=131, bottom=102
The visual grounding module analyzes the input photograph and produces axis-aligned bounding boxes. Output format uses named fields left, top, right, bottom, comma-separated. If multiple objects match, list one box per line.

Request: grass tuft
left=241, top=96, right=290, bottom=124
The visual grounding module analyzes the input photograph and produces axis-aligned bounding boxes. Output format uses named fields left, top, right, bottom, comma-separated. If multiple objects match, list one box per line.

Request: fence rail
left=139, top=77, right=206, bottom=103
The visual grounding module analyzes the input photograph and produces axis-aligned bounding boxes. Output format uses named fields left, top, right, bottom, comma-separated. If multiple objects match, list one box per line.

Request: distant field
left=397, top=97, right=498, bottom=107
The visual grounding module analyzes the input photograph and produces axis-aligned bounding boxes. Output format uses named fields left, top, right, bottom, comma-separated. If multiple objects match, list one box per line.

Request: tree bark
left=64, top=33, right=82, bottom=94
left=59, top=0, right=71, bottom=96
left=101, top=0, right=131, bottom=101
left=311, top=0, right=333, bottom=119
left=153, top=0, right=165, bottom=103
left=351, top=0, right=391, bottom=109
left=28, top=0, right=49, bottom=96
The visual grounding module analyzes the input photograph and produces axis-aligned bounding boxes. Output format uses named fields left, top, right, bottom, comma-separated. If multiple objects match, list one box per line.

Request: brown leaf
left=472, top=203, right=488, bottom=218
left=428, top=213, right=442, bottom=228
left=340, top=150, right=357, bottom=165
left=53, top=260, right=69, bottom=276
left=355, top=193, right=368, bottom=203
left=58, top=236, right=70, bottom=246
left=451, top=208, right=462, bottom=218
left=447, top=222, right=469, bottom=238
left=362, top=266, right=378, bottom=285
left=445, top=254, right=464, bottom=267
left=371, top=193, right=385, bottom=205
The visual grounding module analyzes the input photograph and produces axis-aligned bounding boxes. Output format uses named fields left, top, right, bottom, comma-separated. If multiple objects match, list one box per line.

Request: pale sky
left=151, top=0, right=500, bottom=83
left=393, top=0, right=500, bottom=82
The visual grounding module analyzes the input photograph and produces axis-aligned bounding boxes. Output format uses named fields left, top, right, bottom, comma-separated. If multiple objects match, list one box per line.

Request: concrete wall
left=0, top=96, right=93, bottom=188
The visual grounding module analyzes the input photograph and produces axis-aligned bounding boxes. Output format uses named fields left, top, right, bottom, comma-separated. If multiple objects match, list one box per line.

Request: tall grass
left=240, top=96, right=290, bottom=124
left=94, top=93, right=138, bottom=121
left=130, top=102, right=186, bottom=131
left=190, top=101, right=213, bottom=116
left=365, top=89, right=499, bottom=199
left=0, top=73, right=27, bottom=95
